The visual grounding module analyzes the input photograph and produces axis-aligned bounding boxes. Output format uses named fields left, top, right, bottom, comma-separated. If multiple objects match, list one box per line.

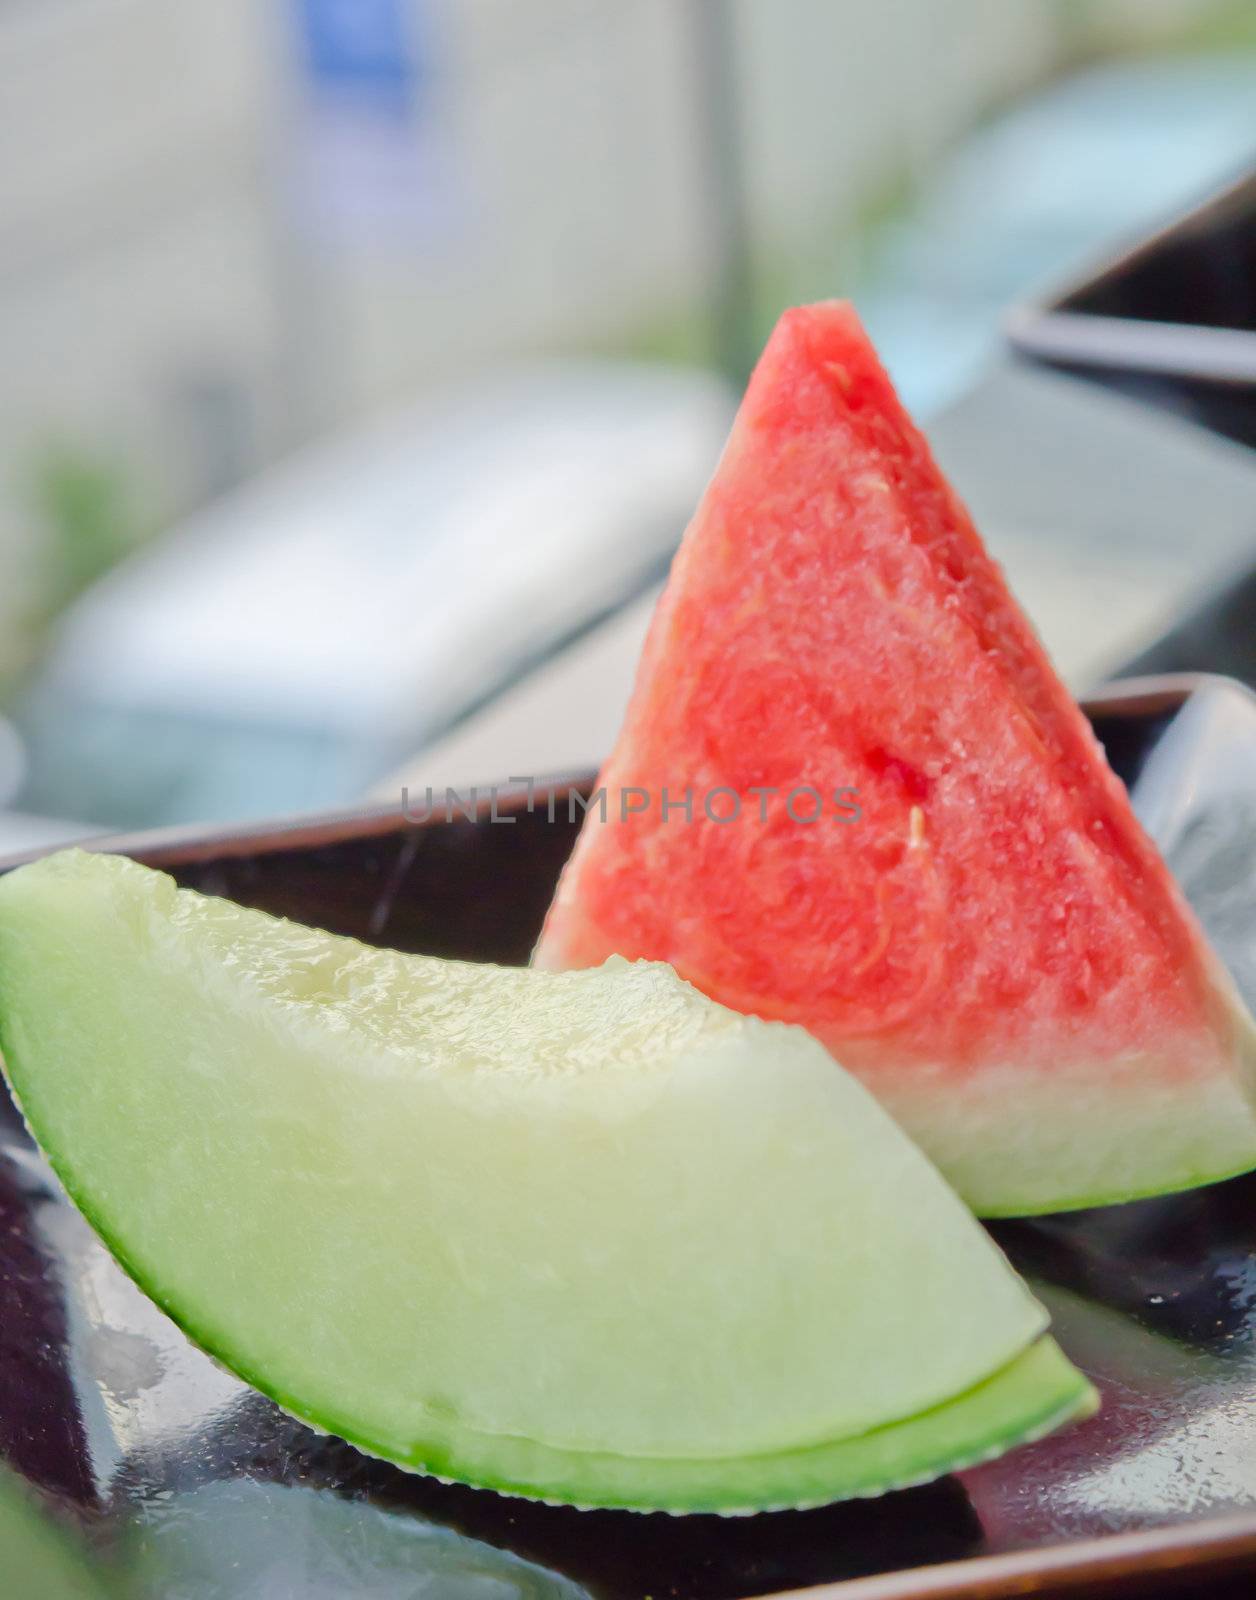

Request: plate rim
left=763, top=1511, right=1256, bottom=1599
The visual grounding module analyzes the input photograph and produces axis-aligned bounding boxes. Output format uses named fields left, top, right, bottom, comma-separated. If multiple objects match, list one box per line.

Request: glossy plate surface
left=2, top=674, right=1256, bottom=1599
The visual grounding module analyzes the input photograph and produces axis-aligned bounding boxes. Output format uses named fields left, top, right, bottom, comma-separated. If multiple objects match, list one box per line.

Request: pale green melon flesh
left=0, top=1471, right=109, bottom=1600
left=0, top=851, right=1095, bottom=1512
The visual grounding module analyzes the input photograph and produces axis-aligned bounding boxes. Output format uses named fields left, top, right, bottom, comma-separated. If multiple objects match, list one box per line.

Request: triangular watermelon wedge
left=536, top=301, right=1256, bottom=1217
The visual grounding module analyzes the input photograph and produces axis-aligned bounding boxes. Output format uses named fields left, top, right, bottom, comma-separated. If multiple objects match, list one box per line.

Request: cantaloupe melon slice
left=536, top=301, right=1256, bottom=1216
left=0, top=850, right=1094, bottom=1512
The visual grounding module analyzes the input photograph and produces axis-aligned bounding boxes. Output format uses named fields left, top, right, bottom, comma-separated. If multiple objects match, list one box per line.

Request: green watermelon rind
left=974, top=1158, right=1256, bottom=1219
left=2, top=1035, right=1092, bottom=1515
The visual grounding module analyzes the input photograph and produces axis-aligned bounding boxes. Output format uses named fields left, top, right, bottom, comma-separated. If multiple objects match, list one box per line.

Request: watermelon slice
left=536, top=301, right=1256, bottom=1216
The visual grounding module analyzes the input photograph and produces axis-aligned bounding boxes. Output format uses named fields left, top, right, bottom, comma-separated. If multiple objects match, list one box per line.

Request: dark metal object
left=1115, top=562, right=1256, bottom=693
left=1006, top=172, right=1256, bottom=693
left=1007, top=167, right=1256, bottom=448
left=2, top=676, right=1256, bottom=1598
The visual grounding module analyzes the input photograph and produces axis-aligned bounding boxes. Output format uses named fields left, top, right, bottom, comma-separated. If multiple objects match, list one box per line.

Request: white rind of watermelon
left=865, top=972, right=1256, bottom=1216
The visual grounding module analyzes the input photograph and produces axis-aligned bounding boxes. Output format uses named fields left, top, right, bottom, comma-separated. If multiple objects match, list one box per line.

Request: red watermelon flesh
left=536, top=301, right=1256, bottom=1216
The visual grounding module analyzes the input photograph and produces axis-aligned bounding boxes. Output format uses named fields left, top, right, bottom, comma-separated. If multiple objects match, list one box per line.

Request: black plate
left=3, top=678, right=1256, bottom=1599
left=1007, top=165, right=1256, bottom=448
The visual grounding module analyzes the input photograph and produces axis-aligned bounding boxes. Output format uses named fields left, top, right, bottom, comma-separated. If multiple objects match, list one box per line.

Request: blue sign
left=296, top=0, right=423, bottom=114
left=287, top=0, right=458, bottom=244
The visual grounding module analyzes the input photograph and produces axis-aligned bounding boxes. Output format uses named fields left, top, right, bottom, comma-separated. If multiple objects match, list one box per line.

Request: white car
left=17, top=361, right=734, bottom=830
left=0, top=717, right=91, bottom=857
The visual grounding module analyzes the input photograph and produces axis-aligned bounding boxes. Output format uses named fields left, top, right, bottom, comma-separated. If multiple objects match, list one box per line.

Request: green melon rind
left=0, top=1038, right=1097, bottom=1512
left=299, top=1335, right=1095, bottom=1514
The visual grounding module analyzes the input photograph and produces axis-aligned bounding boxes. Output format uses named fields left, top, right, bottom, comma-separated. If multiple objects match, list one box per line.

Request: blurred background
left=2, top=0, right=1256, bottom=846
